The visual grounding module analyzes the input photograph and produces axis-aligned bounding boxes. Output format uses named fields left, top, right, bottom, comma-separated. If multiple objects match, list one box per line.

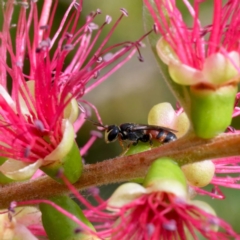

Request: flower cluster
left=12, top=158, right=238, bottom=239
left=144, top=0, right=240, bottom=138
left=0, top=0, right=145, bottom=183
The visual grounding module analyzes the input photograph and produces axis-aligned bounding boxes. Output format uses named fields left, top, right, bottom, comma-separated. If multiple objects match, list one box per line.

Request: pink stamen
left=80, top=130, right=102, bottom=156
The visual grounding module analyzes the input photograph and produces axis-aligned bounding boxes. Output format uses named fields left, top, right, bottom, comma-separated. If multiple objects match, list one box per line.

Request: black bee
left=88, top=119, right=177, bottom=145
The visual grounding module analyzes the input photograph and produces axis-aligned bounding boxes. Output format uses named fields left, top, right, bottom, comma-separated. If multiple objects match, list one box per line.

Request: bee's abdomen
left=155, top=130, right=177, bottom=143
left=163, top=132, right=177, bottom=143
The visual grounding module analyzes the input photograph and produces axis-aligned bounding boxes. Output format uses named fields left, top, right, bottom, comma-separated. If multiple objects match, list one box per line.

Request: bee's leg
left=132, top=140, right=138, bottom=146
left=118, top=137, right=125, bottom=151
left=120, top=143, right=133, bottom=156
left=148, top=133, right=153, bottom=145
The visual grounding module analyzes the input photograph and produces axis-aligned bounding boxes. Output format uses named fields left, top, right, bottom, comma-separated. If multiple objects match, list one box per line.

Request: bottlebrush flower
left=84, top=158, right=239, bottom=239
left=144, top=0, right=240, bottom=138
left=0, top=0, right=144, bottom=182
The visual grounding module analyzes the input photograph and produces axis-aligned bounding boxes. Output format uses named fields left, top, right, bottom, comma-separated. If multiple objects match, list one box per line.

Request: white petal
left=13, top=223, right=39, bottom=240
left=203, top=51, right=240, bottom=85
left=0, top=85, right=15, bottom=110
left=1, top=159, right=42, bottom=180
left=18, top=80, right=36, bottom=116
left=107, top=183, right=146, bottom=210
left=156, top=37, right=179, bottom=65
left=15, top=207, right=41, bottom=226
left=146, top=179, right=187, bottom=199
left=63, top=94, right=79, bottom=124
left=44, top=119, right=74, bottom=162
left=169, top=62, right=206, bottom=85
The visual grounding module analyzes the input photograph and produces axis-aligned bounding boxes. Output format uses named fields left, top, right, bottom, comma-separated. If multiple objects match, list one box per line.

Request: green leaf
left=41, top=141, right=83, bottom=183
left=40, top=196, right=95, bottom=240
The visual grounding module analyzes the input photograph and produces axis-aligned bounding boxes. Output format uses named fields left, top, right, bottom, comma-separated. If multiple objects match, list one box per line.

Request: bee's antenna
left=85, top=118, right=107, bottom=131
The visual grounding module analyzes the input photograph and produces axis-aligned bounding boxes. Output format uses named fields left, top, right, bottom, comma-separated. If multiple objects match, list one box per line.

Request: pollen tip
left=90, top=130, right=103, bottom=138
left=227, top=126, right=235, bottom=132
left=34, top=119, right=44, bottom=132
left=95, top=56, right=103, bottom=63
left=74, top=2, right=81, bottom=11
left=10, top=24, right=17, bottom=28
left=93, top=70, right=100, bottom=79
left=37, top=38, right=51, bottom=52
left=87, top=187, right=100, bottom=196
left=9, top=201, right=17, bottom=212
left=138, top=41, right=146, bottom=48
left=153, top=23, right=158, bottom=33
left=120, top=8, right=128, bottom=17
left=74, top=227, right=82, bottom=234
left=65, top=32, right=73, bottom=39
left=105, top=15, right=112, bottom=24
left=17, top=2, right=29, bottom=8
left=138, top=55, right=144, bottom=62
left=56, top=168, right=64, bottom=178
left=63, top=44, right=74, bottom=51
left=16, top=61, right=23, bottom=68
left=88, top=23, right=99, bottom=32
left=24, top=146, right=31, bottom=158
left=39, top=25, right=49, bottom=30
left=163, top=220, right=177, bottom=231
left=103, top=53, right=113, bottom=62
left=147, top=223, right=155, bottom=237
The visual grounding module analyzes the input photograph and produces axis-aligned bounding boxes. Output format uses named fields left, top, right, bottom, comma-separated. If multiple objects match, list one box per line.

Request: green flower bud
left=124, top=141, right=152, bottom=156
left=189, top=84, right=237, bottom=138
left=41, top=119, right=83, bottom=183
left=41, top=141, right=82, bottom=183
left=40, top=196, right=96, bottom=240
left=143, top=157, right=187, bottom=198
left=124, top=142, right=152, bottom=183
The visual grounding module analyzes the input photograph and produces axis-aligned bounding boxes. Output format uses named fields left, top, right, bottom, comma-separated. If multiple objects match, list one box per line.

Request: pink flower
left=84, top=183, right=238, bottom=239
left=14, top=161, right=239, bottom=239
left=144, top=0, right=240, bottom=138
left=0, top=0, right=145, bottom=181
left=81, top=157, right=239, bottom=239
left=144, top=0, right=240, bottom=87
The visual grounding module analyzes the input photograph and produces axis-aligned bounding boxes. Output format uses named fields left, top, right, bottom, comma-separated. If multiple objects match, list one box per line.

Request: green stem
left=0, top=132, right=240, bottom=209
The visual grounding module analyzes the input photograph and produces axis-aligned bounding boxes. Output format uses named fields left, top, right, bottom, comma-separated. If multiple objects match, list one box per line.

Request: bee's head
left=86, top=118, right=120, bottom=143
left=105, top=125, right=120, bottom=143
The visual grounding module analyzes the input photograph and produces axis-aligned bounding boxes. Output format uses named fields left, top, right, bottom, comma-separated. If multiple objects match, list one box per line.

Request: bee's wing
left=131, top=124, right=177, bottom=133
